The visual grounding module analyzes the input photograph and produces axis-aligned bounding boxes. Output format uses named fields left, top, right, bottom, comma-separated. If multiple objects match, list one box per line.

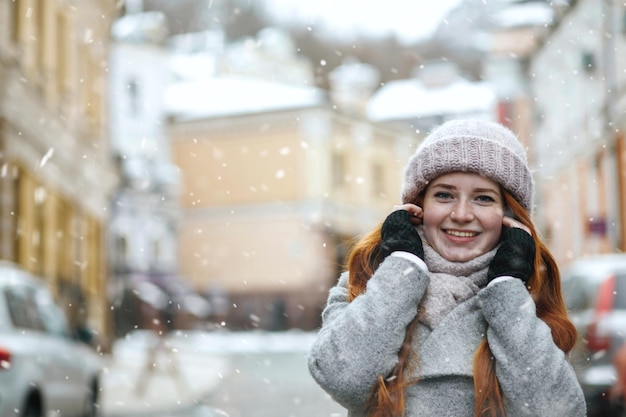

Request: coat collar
left=414, top=297, right=486, bottom=379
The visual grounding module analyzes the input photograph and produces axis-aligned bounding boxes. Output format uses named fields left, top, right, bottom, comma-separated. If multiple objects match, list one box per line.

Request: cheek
left=483, top=215, right=505, bottom=246
left=421, top=207, right=436, bottom=229
left=421, top=209, right=442, bottom=241
left=420, top=200, right=440, bottom=225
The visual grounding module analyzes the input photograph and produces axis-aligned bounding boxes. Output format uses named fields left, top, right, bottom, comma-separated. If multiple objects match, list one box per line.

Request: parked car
left=612, top=341, right=626, bottom=415
left=0, top=261, right=103, bottom=417
left=561, top=254, right=626, bottom=416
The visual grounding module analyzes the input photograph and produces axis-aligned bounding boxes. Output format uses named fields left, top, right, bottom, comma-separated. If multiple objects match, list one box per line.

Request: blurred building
left=108, top=7, right=210, bottom=336
left=445, top=0, right=626, bottom=267
left=528, top=0, right=626, bottom=265
left=0, top=1, right=120, bottom=347
left=430, top=0, right=603, bottom=266
left=137, top=0, right=624, bottom=330
left=165, top=31, right=418, bottom=330
left=431, top=0, right=567, bottom=151
left=329, top=57, right=380, bottom=117
left=367, top=60, right=498, bottom=133
left=222, top=27, right=315, bottom=86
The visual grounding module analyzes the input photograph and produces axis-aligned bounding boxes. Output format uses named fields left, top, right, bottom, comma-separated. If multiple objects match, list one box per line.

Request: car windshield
left=3, top=285, right=45, bottom=331
left=562, top=273, right=606, bottom=311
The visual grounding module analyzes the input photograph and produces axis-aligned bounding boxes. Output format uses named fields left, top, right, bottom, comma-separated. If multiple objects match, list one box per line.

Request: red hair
left=346, top=190, right=576, bottom=417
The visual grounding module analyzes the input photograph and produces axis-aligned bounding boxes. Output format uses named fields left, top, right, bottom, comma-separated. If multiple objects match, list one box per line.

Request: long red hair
left=345, top=190, right=577, bottom=417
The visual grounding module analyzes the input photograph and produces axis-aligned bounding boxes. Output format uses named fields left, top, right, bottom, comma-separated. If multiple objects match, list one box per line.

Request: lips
left=445, top=229, right=478, bottom=238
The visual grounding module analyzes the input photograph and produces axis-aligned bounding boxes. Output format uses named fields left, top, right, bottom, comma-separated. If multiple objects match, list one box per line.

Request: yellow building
left=167, top=76, right=418, bottom=329
left=0, top=0, right=120, bottom=347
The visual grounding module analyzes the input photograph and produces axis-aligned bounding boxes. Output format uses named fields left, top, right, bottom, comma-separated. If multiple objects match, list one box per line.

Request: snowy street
left=100, top=330, right=345, bottom=417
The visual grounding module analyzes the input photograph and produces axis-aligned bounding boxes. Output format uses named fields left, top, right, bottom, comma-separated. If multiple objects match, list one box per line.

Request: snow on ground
left=113, top=329, right=320, bottom=356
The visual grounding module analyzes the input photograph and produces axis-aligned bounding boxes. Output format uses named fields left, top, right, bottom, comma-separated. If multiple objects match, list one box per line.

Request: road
left=205, top=350, right=345, bottom=417
left=101, top=330, right=346, bottom=417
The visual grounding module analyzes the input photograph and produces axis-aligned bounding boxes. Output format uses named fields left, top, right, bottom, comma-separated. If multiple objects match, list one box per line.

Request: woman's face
left=422, top=172, right=504, bottom=262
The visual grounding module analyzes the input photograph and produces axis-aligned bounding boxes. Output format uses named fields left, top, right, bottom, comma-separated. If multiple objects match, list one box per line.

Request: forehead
left=428, top=172, right=501, bottom=191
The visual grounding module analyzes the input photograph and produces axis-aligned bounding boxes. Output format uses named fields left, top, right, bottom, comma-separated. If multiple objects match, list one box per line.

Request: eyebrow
left=430, top=183, right=499, bottom=194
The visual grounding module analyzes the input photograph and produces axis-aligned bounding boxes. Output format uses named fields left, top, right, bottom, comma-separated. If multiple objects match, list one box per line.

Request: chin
left=447, top=256, right=473, bottom=262
left=443, top=250, right=483, bottom=262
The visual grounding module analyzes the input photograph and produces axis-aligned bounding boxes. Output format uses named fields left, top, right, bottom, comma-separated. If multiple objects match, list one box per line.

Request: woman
left=307, top=118, right=586, bottom=417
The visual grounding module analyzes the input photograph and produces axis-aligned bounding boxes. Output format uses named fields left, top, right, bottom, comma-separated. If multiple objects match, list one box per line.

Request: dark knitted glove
left=487, top=227, right=535, bottom=284
left=380, top=210, right=424, bottom=260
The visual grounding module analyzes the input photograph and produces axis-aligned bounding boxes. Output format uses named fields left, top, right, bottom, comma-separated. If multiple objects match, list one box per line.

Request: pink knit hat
left=401, top=118, right=534, bottom=212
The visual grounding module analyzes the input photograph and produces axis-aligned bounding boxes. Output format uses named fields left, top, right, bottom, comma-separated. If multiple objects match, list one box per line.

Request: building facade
left=432, top=0, right=619, bottom=267
left=108, top=9, right=210, bottom=336
left=0, top=0, right=120, bottom=347
left=162, top=31, right=419, bottom=329
left=528, top=0, right=626, bottom=266
left=168, top=101, right=417, bottom=330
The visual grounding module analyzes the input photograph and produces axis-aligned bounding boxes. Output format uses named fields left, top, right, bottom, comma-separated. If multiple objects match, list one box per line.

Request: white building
left=367, top=61, right=497, bottom=133
left=529, top=0, right=626, bottom=265
left=109, top=9, right=206, bottom=335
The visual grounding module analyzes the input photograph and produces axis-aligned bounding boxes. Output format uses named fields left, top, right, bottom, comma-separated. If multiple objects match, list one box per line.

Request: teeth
left=446, top=230, right=476, bottom=238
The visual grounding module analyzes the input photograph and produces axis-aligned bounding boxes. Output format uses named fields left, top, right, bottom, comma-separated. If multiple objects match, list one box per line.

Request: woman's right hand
left=380, top=206, right=424, bottom=260
left=392, top=203, right=423, bottom=225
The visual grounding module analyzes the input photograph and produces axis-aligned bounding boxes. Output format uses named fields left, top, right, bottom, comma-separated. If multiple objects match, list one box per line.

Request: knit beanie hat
left=402, top=118, right=534, bottom=212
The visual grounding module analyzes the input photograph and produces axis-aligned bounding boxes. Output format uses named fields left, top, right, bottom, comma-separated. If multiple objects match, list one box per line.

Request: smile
left=445, top=230, right=478, bottom=238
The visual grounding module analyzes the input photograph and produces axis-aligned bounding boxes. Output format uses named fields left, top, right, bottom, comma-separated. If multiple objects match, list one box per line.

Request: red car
left=562, top=254, right=626, bottom=417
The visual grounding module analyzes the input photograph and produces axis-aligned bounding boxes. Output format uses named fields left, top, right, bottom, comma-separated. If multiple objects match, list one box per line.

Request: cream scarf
left=416, top=226, right=499, bottom=329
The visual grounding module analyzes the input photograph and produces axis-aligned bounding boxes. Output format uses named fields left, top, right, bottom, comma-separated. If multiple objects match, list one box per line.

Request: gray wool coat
left=307, top=256, right=587, bottom=417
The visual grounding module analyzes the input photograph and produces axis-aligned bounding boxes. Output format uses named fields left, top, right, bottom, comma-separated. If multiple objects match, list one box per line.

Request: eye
left=434, top=191, right=453, bottom=200
left=476, top=195, right=496, bottom=203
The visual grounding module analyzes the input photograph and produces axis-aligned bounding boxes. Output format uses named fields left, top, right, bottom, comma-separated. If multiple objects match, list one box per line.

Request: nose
left=450, top=200, right=474, bottom=222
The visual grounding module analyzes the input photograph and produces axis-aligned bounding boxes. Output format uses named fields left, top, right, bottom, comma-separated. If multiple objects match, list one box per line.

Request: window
left=581, top=51, right=595, bottom=73
left=153, top=240, right=161, bottom=263
left=115, top=235, right=128, bottom=268
left=5, top=288, right=31, bottom=328
left=87, top=58, right=103, bottom=127
left=56, top=199, right=73, bottom=281
left=371, top=162, right=384, bottom=197
left=55, top=11, right=68, bottom=96
left=9, top=0, right=20, bottom=44
left=33, top=186, right=46, bottom=277
left=332, top=152, right=345, bottom=189
left=35, top=0, right=46, bottom=76
left=128, top=77, right=139, bottom=117
left=4, top=286, right=44, bottom=331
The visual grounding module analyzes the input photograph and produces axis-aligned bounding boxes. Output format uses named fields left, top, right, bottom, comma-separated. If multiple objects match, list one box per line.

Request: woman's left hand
left=487, top=227, right=536, bottom=284
left=502, top=215, right=531, bottom=235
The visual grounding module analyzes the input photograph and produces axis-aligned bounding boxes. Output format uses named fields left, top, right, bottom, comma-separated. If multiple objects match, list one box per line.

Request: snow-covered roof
left=165, top=75, right=327, bottom=122
left=329, top=59, right=380, bottom=87
left=491, top=2, right=554, bottom=29
left=111, top=11, right=169, bottom=44
left=366, top=78, right=496, bottom=122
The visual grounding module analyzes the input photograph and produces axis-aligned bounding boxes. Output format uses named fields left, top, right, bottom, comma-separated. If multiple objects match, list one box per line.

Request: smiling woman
left=307, top=118, right=586, bottom=417
left=421, top=172, right=505, bottom=262
left=260, top=0, right=463, bottom=43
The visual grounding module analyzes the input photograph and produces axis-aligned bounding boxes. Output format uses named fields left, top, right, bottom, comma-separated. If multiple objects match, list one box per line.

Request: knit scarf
left=416, top=226, right=499, bottom=329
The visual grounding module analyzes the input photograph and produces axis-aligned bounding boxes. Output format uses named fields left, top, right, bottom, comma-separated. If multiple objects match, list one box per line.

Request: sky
left=260, top=0, right=464, bottom=44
